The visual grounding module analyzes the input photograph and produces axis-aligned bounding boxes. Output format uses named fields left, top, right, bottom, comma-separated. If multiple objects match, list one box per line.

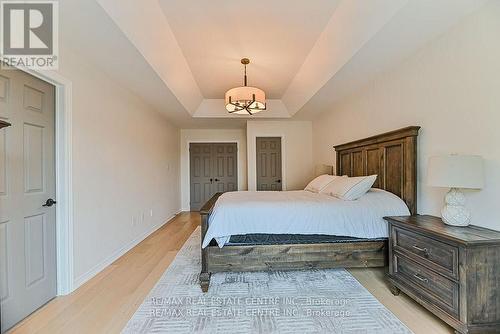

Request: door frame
left=19, top=67, right=74, bottom=295
left=187, top=140, right=240, bottom=210
left=253, top=135, right=286, bottom=191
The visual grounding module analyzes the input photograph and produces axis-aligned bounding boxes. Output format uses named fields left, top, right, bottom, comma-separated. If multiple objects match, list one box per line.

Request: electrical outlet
left=150, top=209, right=153, bottom=217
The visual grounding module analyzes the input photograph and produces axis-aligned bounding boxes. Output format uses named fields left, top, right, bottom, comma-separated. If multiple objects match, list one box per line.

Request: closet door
left=189, top=143, right=214, bottom=211
left=212, top=143, right=237, bottom=193
left=189, top=143, right=238, bottom=211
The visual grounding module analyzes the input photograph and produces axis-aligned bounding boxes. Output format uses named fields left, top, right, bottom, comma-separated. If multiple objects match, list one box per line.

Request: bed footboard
left=199, top=193, right=223, bottom=293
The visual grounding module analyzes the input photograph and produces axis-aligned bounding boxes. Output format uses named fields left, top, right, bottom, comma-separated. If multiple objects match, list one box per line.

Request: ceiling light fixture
left=225, top=58, right=266, bottom=115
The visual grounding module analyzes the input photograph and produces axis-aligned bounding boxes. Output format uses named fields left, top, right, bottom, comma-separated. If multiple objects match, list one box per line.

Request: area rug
left=123, top=228, right=412, bottom=334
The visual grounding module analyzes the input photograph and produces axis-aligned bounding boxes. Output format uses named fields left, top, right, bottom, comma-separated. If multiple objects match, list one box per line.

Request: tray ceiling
left=74, top=0, right=491, bottom=127
left=159, top=0, right=340, bottom=99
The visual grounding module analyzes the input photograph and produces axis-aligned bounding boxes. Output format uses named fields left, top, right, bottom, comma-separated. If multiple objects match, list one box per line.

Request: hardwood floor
left=9, top=212, right=454, bottom=334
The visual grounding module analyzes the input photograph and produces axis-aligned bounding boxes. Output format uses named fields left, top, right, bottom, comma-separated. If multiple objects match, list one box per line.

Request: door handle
left=276, top=179, right=281, bottom=183
left=214, top=178, right=220, bottom=182
left=42, top=198, right=57, bottom=207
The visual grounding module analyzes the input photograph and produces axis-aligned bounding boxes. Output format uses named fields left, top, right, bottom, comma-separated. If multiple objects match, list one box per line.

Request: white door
left=0, top=68, right=56, bottom=332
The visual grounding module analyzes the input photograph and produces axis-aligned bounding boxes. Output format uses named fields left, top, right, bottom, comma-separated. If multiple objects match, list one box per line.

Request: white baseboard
left=72, top=210, right=182, bottom=290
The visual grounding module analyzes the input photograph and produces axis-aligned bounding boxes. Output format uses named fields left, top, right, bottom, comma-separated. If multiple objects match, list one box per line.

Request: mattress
left=202, top=189, right=410, bottom=248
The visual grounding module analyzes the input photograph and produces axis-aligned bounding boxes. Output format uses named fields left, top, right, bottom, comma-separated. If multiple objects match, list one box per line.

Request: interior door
left=212, top=143, right=237, bottom=193
left=189, top=143, right=238, bottom=211
left=256, top=137, right=282, bottom=191
left=0, top=68, right=56, bottom=332
left=189, top=143, right=214, bottom=212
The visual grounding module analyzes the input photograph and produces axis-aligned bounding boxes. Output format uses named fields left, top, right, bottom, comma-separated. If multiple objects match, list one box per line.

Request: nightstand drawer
left=392, top=252, right=459, bottom=318
left=391, top=226, right=458, bottom=279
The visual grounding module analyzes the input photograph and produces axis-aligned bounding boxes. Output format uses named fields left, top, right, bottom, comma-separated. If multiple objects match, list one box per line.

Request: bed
left=199, top=126, right=420, bottom=292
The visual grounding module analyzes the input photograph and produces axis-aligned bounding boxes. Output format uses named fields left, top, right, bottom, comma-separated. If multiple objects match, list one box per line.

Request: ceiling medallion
left=225, top=58, right=266, bottom=115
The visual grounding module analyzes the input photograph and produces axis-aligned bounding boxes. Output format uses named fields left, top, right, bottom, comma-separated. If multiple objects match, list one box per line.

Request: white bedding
left=202, top=189, right=410, bottom=248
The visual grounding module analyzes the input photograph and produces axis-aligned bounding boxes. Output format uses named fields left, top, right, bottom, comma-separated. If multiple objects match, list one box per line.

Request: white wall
left=180, top=129, right=247, bottom=210
left=247, top=121, right=313, bottom=191
left=58, top=46, right=180, bottom=287
left=312, top=2, right=500, bottom=230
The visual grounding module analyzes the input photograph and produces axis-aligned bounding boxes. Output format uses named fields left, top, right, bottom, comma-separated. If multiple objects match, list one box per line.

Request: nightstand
left=385, top=215, right=500, bottom=334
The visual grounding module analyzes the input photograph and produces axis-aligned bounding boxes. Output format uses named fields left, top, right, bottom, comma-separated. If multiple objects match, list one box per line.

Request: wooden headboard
left=333, top=126, right=420, bottom=215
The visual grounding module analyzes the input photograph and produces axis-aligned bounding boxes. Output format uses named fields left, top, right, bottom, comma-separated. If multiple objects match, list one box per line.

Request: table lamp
left=314, top=164, right=334, bottom=177
left=427, top=154, right=484, bottom=226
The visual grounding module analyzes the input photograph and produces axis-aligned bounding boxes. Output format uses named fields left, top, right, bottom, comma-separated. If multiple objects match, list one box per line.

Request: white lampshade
left=225, top=86, right=266, bottom=115
left=314, top=164, right=333, bottom=177
left=427, top=155, right=484, bottom=189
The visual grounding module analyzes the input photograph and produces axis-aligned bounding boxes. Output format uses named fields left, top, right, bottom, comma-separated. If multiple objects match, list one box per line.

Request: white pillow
left=320, top=175, right=378, bottom=200
left=304, top=174, right=339, bottom=193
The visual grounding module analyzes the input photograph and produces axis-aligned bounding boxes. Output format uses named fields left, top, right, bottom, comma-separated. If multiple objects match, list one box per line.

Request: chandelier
left=225, top=58, right=266, bottom=115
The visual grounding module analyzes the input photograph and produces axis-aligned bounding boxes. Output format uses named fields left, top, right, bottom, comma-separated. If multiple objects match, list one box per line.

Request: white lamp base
left=441, top=188, right=471, bottom=227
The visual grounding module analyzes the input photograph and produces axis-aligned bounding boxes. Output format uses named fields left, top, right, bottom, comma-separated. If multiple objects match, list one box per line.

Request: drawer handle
left=412, top=245, right=428, bottom=254
left=413, top=273, right=429, bottom=283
